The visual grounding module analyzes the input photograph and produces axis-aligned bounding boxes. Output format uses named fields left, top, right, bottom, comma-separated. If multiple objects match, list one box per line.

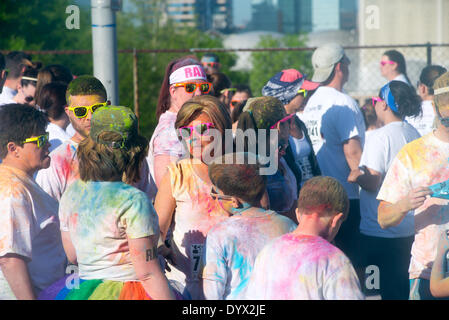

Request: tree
left=249, top=33, right=313, bottom=96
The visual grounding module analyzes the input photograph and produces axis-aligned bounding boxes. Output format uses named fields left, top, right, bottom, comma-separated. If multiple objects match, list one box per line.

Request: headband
left=169, top=65, right=207, bottom=85
left=434, top=86, right=449, bottom=96
left=21, top=76, right=37, bottom=82
left=380, top=83, right=399, bottom=113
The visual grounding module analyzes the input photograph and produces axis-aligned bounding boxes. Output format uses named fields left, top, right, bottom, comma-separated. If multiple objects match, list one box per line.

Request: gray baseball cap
left=311, top=43, right=347, bottom=83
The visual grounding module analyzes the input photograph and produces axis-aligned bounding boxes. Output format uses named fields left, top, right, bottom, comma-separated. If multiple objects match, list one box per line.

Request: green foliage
left=249, top=33, right=313, bottom=96
left=0, top=0, right=311, bottom=139
left=116, top=0, right=245, bottom=138
left=0, top=0, right=93, bottom=75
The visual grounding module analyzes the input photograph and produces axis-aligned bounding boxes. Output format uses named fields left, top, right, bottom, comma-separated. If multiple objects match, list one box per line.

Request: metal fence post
left=133, top=48, right=139, bottom=121
left=426, top=42, right=432, bottom=66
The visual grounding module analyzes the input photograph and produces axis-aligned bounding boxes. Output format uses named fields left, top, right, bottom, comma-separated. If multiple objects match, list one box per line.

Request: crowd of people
left=0, top=43, right=448, bottom=300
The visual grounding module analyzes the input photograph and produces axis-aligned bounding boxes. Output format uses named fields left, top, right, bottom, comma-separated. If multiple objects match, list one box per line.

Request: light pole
left=91, top=0, right=121, bottom=105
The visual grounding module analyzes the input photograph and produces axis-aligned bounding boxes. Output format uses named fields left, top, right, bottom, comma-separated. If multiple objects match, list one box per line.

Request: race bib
left=190, top=244, right=204, bottom=280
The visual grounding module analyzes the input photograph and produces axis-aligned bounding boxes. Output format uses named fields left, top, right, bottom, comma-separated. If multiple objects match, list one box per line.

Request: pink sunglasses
left=178, top=122, right=215, bottom=138
left=380, top=60, right=395, bottom=66
left=270, top=114, right=295, bottom=129
left=371, top=97, right=383, bottom=106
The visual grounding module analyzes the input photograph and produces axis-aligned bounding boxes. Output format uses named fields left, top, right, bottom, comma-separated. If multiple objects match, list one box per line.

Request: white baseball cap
left=311, top=43, right=347, bottom=83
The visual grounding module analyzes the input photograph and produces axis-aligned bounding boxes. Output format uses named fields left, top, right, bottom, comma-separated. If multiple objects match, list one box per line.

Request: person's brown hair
left=156, top=55, right=201, bottom=121
left=36, top=82, right=67, bottom=120
left=35, top=64, right=73, bottom=103
left=175, top=95, right=232, bottom=153
left=433, top=72, right=449, bottom=111
left=208, top=72, right=232, bottom=98
left=297, top=176, right=349, bottom=218
left=77, top=131, right=149, bottom=184
left=209, top=152, right=266, bottom=206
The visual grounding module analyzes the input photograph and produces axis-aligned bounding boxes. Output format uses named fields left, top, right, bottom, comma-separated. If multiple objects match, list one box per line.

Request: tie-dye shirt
left=147, top=111, right=185, bottom=181
left=245, top=234, right=364, bottom=300
left=59, top=180, right=159, bottom=281
left=166, top=158, right=230, bottom=299
left=0, top=165, right=66, bottom=299
left=202, top=208, right=297, bottom=300
left=377, top=132, right=449, bottom=280
left=36, top=139, right=157, bottom=201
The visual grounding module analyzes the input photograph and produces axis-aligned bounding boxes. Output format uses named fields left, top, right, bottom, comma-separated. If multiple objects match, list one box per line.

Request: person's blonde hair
left=77, top=131, right=149, bottom=184
left=434, top=71, right=449, bottom=111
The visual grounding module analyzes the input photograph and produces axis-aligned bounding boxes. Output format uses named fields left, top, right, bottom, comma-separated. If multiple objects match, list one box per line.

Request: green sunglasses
left=22, top=133, right=49, bottom=148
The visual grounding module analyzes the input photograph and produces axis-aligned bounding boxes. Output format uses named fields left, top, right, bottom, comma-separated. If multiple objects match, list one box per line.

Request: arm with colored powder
left=377, top=187, right=432, bottom=229
left=154, top=155, right=179, bottom=188
left=61, top=231, right=77, bottom=264
left=128, top=235, right=175, bottom=300
left=430, top=230, right=449, bottom=298
left=202, top=232, right=227, bottom=300
left=153, top=171, right=177, bottom=241
left=0, top=254, right=35, bottom=300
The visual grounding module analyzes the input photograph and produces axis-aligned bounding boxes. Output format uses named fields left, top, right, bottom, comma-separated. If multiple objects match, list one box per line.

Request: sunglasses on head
left=67, top=102, right=108, bottom=118
left=22, top=133, right=49, bottom=148
left=178, top=122, right=215, bottom=138
left=371, top=97, right=383, bottom=106
left=173, top=82, right=212, bottom=94
left=297, top=89, right=307, bottom=98
left=210, top=186, right=234, bottom=201
left=270, top=113, right=295, bottom=129
left=380, top=60, right=395, bottom=66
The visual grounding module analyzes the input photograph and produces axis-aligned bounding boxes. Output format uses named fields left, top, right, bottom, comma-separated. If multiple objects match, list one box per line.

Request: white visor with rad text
left=169, top=65, right=207, bottom=85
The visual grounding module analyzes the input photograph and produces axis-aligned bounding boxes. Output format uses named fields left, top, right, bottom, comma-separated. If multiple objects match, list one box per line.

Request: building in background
left=247, top=0, right=280, bottom=32
left=166, top=0, right=233, bottom=32
left=278, top=0, right=356, bottom=34
left=356, top=0, right=449, bottom=96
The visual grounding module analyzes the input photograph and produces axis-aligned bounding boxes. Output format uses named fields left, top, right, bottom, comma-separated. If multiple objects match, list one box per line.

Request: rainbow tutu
left=38, top=275, right=152, bottom=300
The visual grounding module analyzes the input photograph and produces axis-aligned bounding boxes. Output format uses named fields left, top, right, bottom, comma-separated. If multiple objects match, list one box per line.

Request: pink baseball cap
left=280, top=69, right=320, bottom=90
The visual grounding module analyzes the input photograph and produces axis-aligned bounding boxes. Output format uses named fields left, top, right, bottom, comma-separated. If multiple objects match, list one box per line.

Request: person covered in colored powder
left=148, top=56, right=210, bottom=189
left=348, top=80, right=422, bottom=299
left=154, top=95, right=232, bottom=299
left=202, top=152, right=297, bottom=300
left=237, top=96, right=300, bottom=222
left=0, top=104, right=66, bottom=299
left=39, top=106, right=175, bottom=300
left=35, top=75, right=155, bottom=201
left=430, top=229, right=449, bottom=298
left=245, top=176, right=364, bottom=300
left=377, top=72, right=449, bottom=300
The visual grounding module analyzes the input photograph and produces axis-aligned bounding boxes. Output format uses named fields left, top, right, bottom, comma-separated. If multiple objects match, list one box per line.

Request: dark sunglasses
left=173, top=82, right=212, bottom=94
left=25, top=96, right=34, bottom=103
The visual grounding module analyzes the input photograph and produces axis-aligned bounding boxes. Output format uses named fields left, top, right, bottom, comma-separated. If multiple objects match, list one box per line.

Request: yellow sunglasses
left=22, top=133, right=49, bottom=148
left=297, top=89, right=307, bottom=98
left=67, top=102, right=108, bottom=118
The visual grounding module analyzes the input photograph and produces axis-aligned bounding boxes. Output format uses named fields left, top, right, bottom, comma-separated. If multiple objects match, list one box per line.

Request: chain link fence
left=3, top=43, right=448, bottom=135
